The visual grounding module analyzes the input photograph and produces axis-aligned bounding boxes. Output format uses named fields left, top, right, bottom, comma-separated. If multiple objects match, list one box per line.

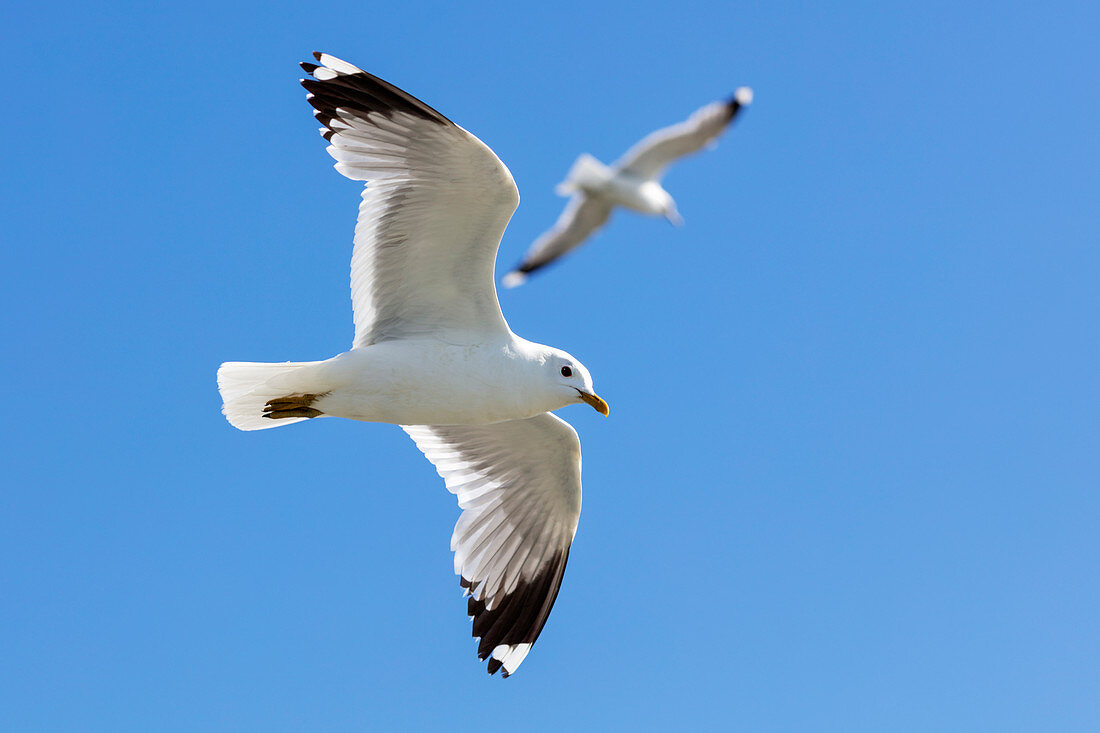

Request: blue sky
left=3, top=0, right=1098, bottom=730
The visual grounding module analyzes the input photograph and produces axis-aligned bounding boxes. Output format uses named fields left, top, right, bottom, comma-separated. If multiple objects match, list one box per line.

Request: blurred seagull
left=502, top=87, right=753, bottom=287
left=217, top=53, right=609, bottom=678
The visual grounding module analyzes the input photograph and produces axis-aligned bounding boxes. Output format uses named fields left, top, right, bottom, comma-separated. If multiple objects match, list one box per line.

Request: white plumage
left=216, top=53, right=609, bottom=677
left=502, top=87, right=753, bottom=287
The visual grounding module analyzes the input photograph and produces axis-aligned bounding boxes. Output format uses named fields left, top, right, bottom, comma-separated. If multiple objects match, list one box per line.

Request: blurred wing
left=501, top=195, right=613, bottom=287
left=614, top=91, right=751, bottom=181
left=302, top=53, right=520, bottom=347
left=403, top=413, right=583, bottom=677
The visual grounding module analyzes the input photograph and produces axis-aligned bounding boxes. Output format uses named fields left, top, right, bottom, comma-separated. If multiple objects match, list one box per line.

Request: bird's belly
left=595, top=176, right=665, bottom=215
left=321, top=385, right=517, bottom=426
left=312, top=343, right=537, bottom=426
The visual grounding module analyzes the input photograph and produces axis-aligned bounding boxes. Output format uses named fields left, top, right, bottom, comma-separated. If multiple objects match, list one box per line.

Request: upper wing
left=403, top=413, right=583, bottom=677
left=501, top=195, right=613, bottom=288
left=613, top=88, right=753, bottom=181
left=301, top=53, right=520, bottom=348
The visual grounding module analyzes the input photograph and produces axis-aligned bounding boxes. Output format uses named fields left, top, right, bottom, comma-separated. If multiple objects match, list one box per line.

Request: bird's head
left=542, top=348, right=609, bottom=416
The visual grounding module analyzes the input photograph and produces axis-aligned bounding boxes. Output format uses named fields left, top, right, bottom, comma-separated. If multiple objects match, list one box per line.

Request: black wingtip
left=312, top=51, right=324, bottom=62
left=300, top=61, right=318, bottom=74
left=463, top=548, right=570, bottom=678
left=723, top=98, right=746, bottom=122
left=299, top=57, right=454, bottom=127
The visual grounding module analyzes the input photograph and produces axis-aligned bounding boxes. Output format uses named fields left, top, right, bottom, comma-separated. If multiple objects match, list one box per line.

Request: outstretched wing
left=302, top=53, right=520, bottom=347
left=613, top=88, right=753, bottom=181
left=403, top=413, right=583, bottom=677
left=501, top=195, right=613, bottom=288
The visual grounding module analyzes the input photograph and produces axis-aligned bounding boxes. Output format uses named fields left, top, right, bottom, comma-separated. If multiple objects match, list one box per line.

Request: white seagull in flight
left=217, top=53, right=609, bottom=678
left=502, top=87, right=753, bottom=287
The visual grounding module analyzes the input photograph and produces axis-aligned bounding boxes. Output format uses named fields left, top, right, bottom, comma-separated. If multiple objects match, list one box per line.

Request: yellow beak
left=578, top=390, right=610, bottom=416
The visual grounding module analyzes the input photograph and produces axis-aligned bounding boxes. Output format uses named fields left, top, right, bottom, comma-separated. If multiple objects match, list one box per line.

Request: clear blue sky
left=3, top=1, right=1098, bottom=730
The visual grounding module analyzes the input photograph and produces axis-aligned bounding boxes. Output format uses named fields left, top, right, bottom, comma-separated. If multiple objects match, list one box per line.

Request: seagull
left=502, top=87, right=753, bottom=288
left=216, top=53, right=610, bottom=678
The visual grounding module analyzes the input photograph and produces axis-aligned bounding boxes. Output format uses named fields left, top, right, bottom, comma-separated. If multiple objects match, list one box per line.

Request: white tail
left=216, top=360, right=324, bottom=431
left=555, top=153, right=612, bottom=196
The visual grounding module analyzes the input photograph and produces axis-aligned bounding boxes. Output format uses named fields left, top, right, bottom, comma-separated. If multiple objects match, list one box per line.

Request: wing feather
left=302, top=53, right=520, bottom=346
left=501, top=195, right=613, bottom=287
left=403, top=413, right=583, bottom=677
left=614, top=89, right=752, bottom=180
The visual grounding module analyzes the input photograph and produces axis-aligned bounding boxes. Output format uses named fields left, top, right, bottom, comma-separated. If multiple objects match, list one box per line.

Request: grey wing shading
left=501, top=195, right=613, bottom=288
left=302, top=53, right=520, bottom=347
left=613, top=88, right=752, bottom=181
left=403, top=413, right=583, bottom=677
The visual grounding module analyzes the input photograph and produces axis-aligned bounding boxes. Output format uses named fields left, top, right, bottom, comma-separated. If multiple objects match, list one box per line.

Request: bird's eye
left=560, top=366, right=573, bottom=378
